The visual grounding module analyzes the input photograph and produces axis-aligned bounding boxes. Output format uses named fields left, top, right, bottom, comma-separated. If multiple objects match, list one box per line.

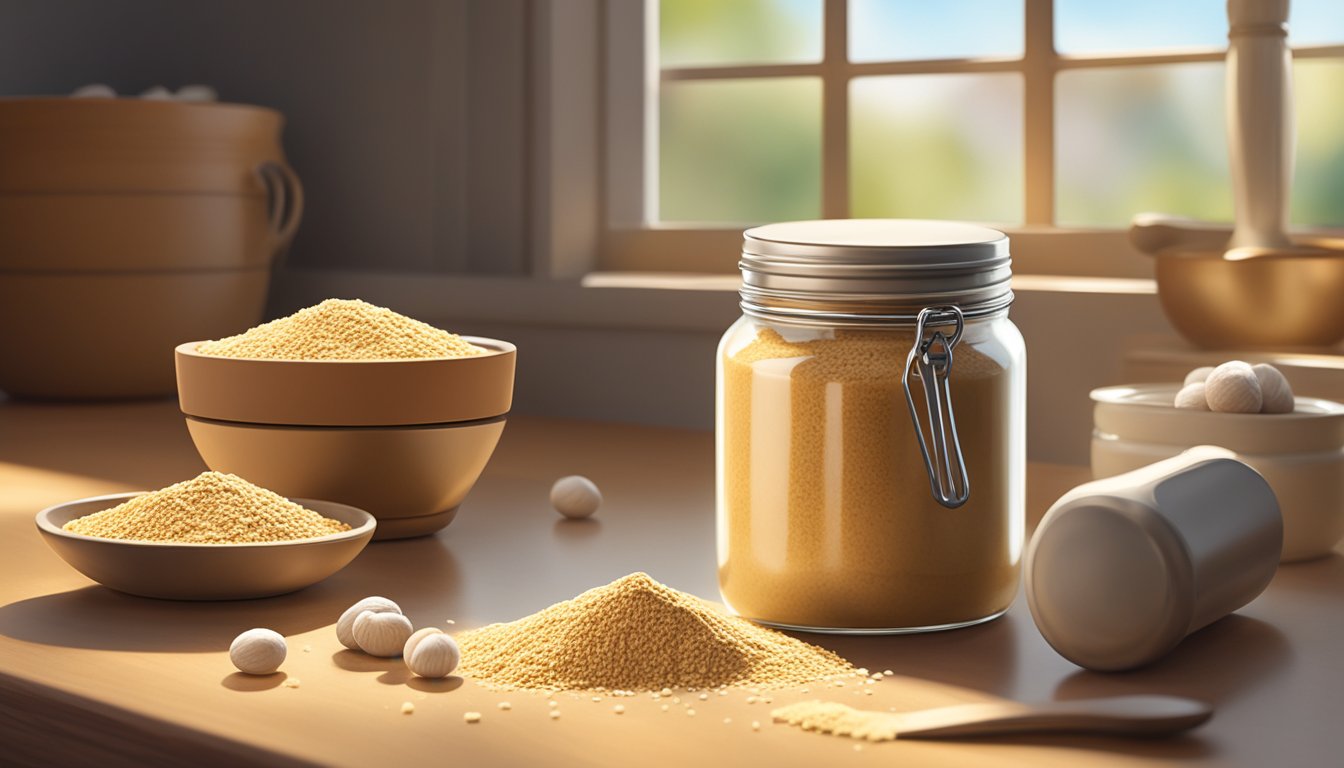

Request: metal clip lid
left=739, top=219, right=1013, bottom=327
left=903, top=306, right=970, bottom=508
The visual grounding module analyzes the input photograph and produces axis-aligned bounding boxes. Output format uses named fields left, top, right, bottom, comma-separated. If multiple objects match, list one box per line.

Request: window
left=602, top=0, right=1344, bottom=275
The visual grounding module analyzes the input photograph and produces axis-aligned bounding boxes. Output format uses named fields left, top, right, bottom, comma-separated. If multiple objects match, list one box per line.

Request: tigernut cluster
left=1175, top=361, right=1295, bottom=413
left=455, top=572, right=858, bottom=691
left=195, top=298, right=484, bottom=360
left=63, top=471, right=350, bottom=543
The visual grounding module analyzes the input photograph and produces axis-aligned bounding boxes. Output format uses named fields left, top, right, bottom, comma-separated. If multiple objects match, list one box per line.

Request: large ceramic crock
left=0, top=98, right=302, bottom=399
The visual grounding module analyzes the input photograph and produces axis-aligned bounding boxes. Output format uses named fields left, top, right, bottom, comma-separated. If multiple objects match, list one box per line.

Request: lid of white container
left=740, top=219, right=1013, bottom=325
left=1026, top=497, right=1195, bottom=672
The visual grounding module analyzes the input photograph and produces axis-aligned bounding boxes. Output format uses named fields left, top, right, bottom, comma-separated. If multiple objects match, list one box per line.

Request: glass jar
left=715, top=220, right=1026, bottom=633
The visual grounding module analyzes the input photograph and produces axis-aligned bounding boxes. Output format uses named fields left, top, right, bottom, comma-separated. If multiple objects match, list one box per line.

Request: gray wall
left=0, top=0, right=531, bottom=274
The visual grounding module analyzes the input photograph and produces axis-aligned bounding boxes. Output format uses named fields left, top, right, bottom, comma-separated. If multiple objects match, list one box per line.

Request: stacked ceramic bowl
left=0, top=98, right=302, bottom=398
left=175, top=338, right=516, bottom=540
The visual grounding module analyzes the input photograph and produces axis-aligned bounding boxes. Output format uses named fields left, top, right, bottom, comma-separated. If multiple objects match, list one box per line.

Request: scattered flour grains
left=771, top=700, right=910, bottom=742
left=63, top=471, right=350, bottom=543
left=456, top=572, right=859, bottom=692
left=195, top=298, right=484, bottom=360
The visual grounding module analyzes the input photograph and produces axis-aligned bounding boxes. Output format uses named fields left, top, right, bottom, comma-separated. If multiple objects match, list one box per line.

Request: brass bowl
left=1153, top=238, right=1344, bottom=349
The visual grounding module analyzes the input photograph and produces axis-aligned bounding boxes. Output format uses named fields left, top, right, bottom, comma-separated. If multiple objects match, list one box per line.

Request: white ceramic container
left=1028, top=447, right=1281, bottom=671
left=1091, top=384, right=1344, bottom=562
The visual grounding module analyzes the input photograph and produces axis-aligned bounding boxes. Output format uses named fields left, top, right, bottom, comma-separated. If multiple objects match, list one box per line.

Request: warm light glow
left=1010, top=275, right=1158, bottom=294
left=581, top=272, right=741, bottom=291
left=0, top=463, right=135, bottom=512
left=1269, top=355, right=1344, bottom=370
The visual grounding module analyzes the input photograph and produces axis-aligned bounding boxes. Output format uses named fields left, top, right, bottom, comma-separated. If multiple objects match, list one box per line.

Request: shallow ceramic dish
left=1091, top=384, right=1344, bottom=562
left=175, top=336, right=516, bottom=539
left=36, top=494, right=375, bottom=600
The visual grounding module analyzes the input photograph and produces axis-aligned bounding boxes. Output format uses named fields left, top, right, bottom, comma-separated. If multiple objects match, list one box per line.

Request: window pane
left=849, top=0, right=1023, bottom=62
left=1292, top=0, right=1344, bottom=46
left=1293, top=59, right=1344, bottom=226
left=1056, top=0, right=1225, bottom=55
left=659, top=78, right=821, bottom=223
left=1056, top=64, right=1229, bottom=227
left=660, top=0, right=822, bottom=68
left=1058, top=0, right=1344, bottom=54
left=1057, top=61, right=1344, bottom=228
left=850, top=74, right=1023, bottom=224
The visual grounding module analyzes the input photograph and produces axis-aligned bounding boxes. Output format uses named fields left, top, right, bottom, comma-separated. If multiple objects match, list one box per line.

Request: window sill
left=271, top=266, right=1157, bottom=335
left=586, top=270, right=1157, bottom=295
left=600, top=226, right=1163, bottom=280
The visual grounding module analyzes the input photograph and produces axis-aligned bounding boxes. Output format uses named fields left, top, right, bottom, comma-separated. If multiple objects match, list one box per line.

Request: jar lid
left=740, top=219, right=1012, bottom=324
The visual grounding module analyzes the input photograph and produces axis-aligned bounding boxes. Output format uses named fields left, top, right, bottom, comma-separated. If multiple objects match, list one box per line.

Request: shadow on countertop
left=1054, top=614, right=1291, bottom=707
left=1269, top=552, right=1344, bottom=597
left=221, top=671, right=288, bottom=692
left=781, top=610, right=1290, bottom=761
left=0, top=399, right=204, bottom=490
left=800, top=609, right=1021, bottom=696
left=0, top=533, right=462, bottom=652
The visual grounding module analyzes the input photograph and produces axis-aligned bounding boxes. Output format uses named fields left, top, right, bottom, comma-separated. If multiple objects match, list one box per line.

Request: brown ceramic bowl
left=175, top=337, right=516, bottom=539
left=0, top=269, right=270, bottom=399
left=1153, top=238, right=1344, bottom=349
left=36, top=493, right=375, bottom=600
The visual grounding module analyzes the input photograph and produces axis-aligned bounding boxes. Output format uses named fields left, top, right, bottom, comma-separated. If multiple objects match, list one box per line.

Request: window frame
left=600, top=0, right=1344, bottom=278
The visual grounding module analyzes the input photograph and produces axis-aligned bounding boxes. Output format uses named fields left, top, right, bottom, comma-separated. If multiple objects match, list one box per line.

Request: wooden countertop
left=0, top=400, right=1339, bottom=767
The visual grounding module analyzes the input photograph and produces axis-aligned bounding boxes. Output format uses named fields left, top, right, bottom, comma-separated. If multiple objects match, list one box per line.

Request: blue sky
left=840, top=0, right=1344, bottom=61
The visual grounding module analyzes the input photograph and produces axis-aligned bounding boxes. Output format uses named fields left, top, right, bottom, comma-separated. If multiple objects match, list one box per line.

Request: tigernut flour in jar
left=716, top=220, right=1026, bottom=633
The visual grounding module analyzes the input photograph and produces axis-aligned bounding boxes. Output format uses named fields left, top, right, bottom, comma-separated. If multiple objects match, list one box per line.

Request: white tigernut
left=1252, top=364, right=1295, bottom=414
left=404, top=628, right=461, bottom=679
left=551, top=476, right=602, bottom=519
left=1174, top=383, right=1210, bottom=410
left=1204, top=361, right=1262, bottom=413
left=1184, top=366, right=1215, bottom=386
left=337, top=597, right=402, bottom=650
left=229, top=628, right=286, bottom=675
left=352, top=611, right=414, bottom=657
